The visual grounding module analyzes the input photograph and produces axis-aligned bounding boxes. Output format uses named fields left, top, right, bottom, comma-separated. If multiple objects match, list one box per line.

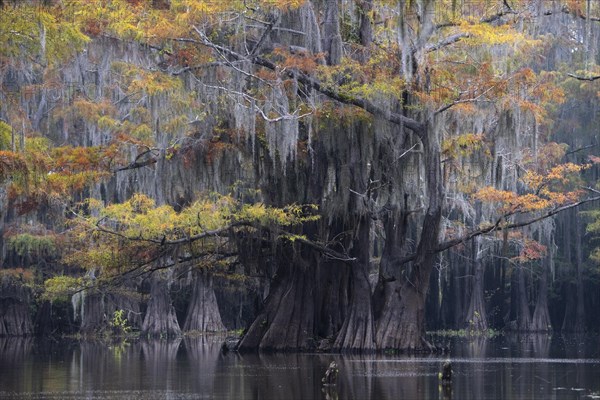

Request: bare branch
left=543, top=7, right=600, bottom=22
left=425, top=32, right=470, bottom=53
left=435, top=83, right=497, bottom=114
left=565, top=142, right=598, bottom=156
left=249, top=13, right=280, bottom=56
left=114, top=148, right=159, bottom=172
left=435, top=195, right=600, bottom=254
left=393, top=195, right=600, bottom=266
left=293, top=236, right=356, bottom=262
left=567, top=73, right=600, bottom=81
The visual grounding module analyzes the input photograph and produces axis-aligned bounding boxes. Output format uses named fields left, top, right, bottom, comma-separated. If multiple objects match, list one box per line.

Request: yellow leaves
left=63, top=191, right=319, bottom=275
left=0, top=122, right=12, bottom=151
left=112, top=62, right=183, bottom=96
left=0, top=268, right=35, bottom=283
left=72, top=99, right=117, bottom=123
left=474, top=187, right=544, bottom=214
left=442, top=133, right=485, bottom=159
left=458, top=19, right=531, bottom=46
left=42, top=276, right=83, bottom=301
left=544, top=163, right=586, bottom=183
left=317, top=52, right=405, bottom=105
left=237, top=202, right=317, bottom=226
left=265, top=0, right=306, bottom=9
left=52, top=146, right=106, bottom=172
left=0, top=4, right=89, bottom=66
left=7, top=232, right=57, bottom=259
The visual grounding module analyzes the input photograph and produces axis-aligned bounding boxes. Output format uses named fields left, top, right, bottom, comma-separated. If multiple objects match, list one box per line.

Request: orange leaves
left=543, top=163, right=585, bottom=183
left=513, top=239, right=547, bottom=263
left=521, top=162, right=586, bottom=191
left=474, top=187, right=518, bottom=209
left=273, top=47, right=322, bottom=75
left=475, top=161, right=587, bottom=216
left=0, top=151, right=28, bottom=183
left=52, top=146, right=107, bottom=173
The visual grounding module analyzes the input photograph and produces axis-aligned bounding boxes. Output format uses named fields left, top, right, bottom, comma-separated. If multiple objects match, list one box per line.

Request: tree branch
left=435, top=195, right=600, bottom=254
left=114, top=149, right=158, bottom=172
left=567, top=73, right=600, bottom=81
left=95, top=220, right=249, bottom=245
left=393, top=195, right=600, bottom=266
left=191, top=26, right=426, bottom=137
left=543, top=7, right=600, bottom=23
left=425, top=32, right=470, bottom=53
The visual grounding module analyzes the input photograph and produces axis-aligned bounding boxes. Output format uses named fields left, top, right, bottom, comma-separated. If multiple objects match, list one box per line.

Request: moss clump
left=7, top=233, right=57, bottom=258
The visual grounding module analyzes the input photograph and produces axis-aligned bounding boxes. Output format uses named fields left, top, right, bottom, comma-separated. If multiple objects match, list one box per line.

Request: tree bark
left=321, top=0, right=342, bottom=65
left=561, top=209, right=586, bottom=332
left=573, top=213, right=586, bottom=332
left=316, top=259, right=350, bottom=339
left=76, top=288, right=142, bottom=335
left=79, top=291, right=106, bottom=335
left=532, top=231, right=552, bottom=332
left=183, top=270, right=226, bottom=333
left=375, top=123, right=442, bottom=351
left=465, top=201, right=488, bottom=332
left=358, top=0, right=373, bottom=62
left=141, top=274, right=181, bottom=338
left=531, top=260, right=552, bottom=332
left=237, top=244, right=317, bottom=351
left=333, top=216, right=376, bottom=351
left=0, top=279, right=33, bottom=336
left=465, top=237, right=489, bottom=332
left=515, top=265, right=532, bottom=331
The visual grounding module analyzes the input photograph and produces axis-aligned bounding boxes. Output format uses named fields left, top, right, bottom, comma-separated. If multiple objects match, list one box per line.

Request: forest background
left=0, top=0, right=599, bottom=352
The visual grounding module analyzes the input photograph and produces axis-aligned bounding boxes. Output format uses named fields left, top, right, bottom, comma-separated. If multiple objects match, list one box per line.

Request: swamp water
left=0, top=334, right=599, bottom=399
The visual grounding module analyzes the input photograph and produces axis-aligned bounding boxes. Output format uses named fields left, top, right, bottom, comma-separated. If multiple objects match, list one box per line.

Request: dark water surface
left=1, top=334, right=599, bottom=399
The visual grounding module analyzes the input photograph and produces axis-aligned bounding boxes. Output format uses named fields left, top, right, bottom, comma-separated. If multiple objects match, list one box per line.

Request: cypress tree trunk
left=237, top=245, right=317, bottom=351
left=0, top=279, right=33, bottom=336
left=465, top=240, right=489, bottom=332
left=374, top=210, right=414, bottom=348
left=562, top=210, right=586, bottom=333
left=358, top=0, right=373, bottom=62
left=333, top=217, right=375, bottom=351
left=515, top=265, right=532, bottom=331
left=316, top=259, right=350, bottom=340
left=531, top=261, right=552, bottom=332
left=465, top=202, right=488, bottom=332
left=183, top=270, right=226, bottom=333
left=79, top=291, right=106, bottom=335
left=375, top=123, right=442, bottom=351
left=532, top=230, right=552, bottom=332
left=321, top=0, right=342, bottom=65
left=141, top=275, right=181, bottom=338
left=573, top=214, right=586, bottom=332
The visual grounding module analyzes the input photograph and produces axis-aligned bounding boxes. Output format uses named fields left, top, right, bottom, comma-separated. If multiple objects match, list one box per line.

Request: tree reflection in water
left=1, top=335, right=600, bottom=399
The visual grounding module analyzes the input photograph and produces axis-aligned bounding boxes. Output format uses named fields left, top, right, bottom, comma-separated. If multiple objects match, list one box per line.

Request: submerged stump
left=440, top=360, right=453, bottom=399
left=322, top=361, right=339, bottom=386
left=441, top=360, right=452, bottom=384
